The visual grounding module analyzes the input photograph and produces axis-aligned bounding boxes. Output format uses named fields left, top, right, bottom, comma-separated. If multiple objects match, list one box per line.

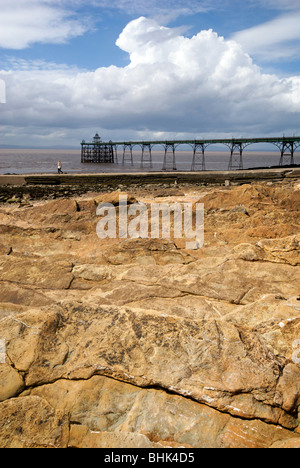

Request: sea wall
left=0, top=167, right=300, bottom=187
left=0, top=168, right=299, bottom=203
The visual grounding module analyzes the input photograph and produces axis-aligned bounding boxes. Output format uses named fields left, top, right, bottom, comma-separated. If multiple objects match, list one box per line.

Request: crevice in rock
left=14, top=368, right=298, bottom=435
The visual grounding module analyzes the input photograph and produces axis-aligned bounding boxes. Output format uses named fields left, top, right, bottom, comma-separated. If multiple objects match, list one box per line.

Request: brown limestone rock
left=0, top=183, right=300, bottom=448
left=25, top=376, right=300, bottom=449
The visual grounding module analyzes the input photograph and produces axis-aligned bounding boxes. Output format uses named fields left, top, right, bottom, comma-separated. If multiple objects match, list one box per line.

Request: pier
left=81, top=134, right=300, bottom=171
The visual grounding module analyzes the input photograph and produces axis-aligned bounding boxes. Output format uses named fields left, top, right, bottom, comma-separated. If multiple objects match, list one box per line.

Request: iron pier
left=81, top=134, right=300, bottom=171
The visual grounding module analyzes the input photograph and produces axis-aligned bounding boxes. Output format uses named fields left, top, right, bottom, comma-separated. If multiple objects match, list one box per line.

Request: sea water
left=0, top=148, right=294, bottom=175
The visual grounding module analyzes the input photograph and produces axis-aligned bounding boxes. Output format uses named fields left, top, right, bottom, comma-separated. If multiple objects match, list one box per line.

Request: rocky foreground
left=0, top=179, right=300, bottom=448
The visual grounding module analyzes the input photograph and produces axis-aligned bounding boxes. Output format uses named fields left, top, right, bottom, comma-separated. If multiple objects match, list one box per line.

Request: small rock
left=228, top=204, right=249, bottom=216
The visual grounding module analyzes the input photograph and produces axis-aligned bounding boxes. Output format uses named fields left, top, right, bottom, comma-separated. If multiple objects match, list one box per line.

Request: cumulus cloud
left=1, top=17, right=300, bottom=146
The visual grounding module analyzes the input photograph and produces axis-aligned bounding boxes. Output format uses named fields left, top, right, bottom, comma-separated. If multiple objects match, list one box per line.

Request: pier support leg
left=228, top=143, right=243, bottom=170
left=141, top=144, right=153, bottom=168
left=122, top=144, right=133, bottom=166
left=191, top=143, right=206, bottom=171
left=162, top=143, right=177, bottom=171
left=279, top=141, right=294, bottom=166
left=113, top=145, right=118, bottom=164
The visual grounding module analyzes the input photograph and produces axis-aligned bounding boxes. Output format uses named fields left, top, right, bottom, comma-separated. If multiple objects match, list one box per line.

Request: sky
left=0, top=0, right=300, bottom=148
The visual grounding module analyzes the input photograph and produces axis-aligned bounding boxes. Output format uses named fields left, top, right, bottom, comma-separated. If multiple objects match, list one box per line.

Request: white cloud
left=1, top=17, right=300, bottom=146
left=90, top=0, right=214, bottom=16
left=0, top=79, right=6, bottom=103
left=0, top=0, right=91, bottom=49
left=232, top=10, right=300, bottom=62
left=0, top=0, right=213, bottom=51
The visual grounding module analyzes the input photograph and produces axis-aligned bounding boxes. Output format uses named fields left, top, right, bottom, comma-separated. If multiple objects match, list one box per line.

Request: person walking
left=57, top=160, right=63, bottom=174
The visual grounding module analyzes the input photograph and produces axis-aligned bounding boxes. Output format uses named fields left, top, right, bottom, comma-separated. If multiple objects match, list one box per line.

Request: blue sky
left=0, top=0, right=300, bottom=147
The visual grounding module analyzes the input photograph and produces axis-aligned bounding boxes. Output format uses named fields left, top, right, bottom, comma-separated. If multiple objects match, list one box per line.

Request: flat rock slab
left=0, top=180, right=300, bottom=448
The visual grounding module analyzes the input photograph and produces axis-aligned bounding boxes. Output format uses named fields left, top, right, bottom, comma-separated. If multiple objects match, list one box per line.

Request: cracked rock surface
left=0, top=181, right=300, bottom=448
